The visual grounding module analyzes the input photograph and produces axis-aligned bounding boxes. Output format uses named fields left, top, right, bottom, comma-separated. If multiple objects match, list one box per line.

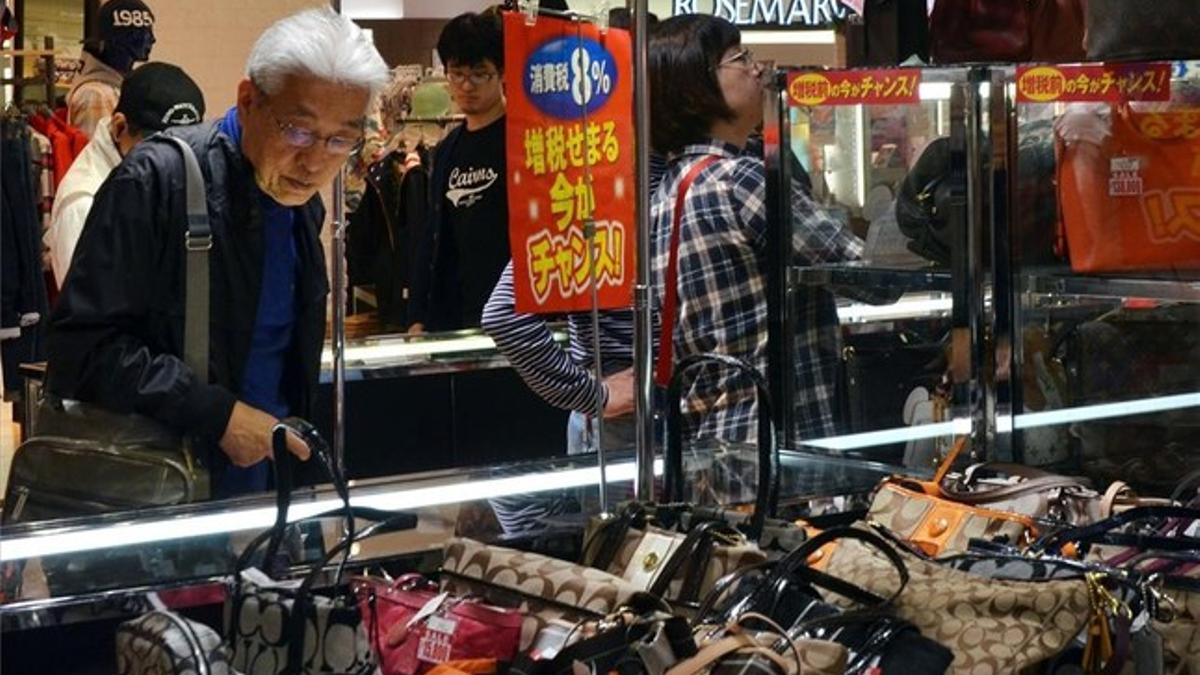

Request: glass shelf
left=791, top=263, right=952, bottom=294
left=1024, top=272, right=1200, bottom=303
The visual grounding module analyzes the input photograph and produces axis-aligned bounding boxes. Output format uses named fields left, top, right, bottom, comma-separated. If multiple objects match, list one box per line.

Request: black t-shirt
left=443, top=116, right=510, bottom=328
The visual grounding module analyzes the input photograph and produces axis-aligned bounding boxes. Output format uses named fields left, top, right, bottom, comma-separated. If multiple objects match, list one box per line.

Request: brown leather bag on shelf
left=929, top=0, right=1085, bottom=64
left=1086, top=0, right=1200, bottom=62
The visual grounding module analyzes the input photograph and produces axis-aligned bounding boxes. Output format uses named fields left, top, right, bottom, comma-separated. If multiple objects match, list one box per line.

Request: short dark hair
left=649, top=15, right=740, bottom=155
left=607, top=8, right=658, bottom=32
left=437, top=12, right=504, bottom=72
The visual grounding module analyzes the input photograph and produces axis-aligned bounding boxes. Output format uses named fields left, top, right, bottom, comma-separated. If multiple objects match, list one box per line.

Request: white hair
left=246, top=7, right=390, bottom=105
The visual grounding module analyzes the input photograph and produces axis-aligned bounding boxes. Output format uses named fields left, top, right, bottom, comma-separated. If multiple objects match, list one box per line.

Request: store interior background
left=0, top=0, right=844, bottom=500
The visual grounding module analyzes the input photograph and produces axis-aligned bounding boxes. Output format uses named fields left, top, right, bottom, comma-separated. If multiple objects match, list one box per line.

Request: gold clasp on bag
left=642, top=552, right=662, bottom=572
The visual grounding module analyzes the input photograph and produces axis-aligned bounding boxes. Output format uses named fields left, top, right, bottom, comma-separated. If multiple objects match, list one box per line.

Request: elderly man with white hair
left=46, top=8, right=390, bottom=496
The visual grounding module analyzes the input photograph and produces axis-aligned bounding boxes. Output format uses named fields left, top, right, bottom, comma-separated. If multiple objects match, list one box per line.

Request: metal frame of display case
left=762, top=66, right=995, bottom=457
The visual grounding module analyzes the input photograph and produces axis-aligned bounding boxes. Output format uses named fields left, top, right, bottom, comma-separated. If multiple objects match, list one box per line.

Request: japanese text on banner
left=504, top=12, right=635, bottom=314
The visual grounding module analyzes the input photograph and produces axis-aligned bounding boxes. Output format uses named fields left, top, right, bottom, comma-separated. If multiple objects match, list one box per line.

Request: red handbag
left=929, top=0, right=1085, bottom=64
left=353, top=574, right=524, bottom=675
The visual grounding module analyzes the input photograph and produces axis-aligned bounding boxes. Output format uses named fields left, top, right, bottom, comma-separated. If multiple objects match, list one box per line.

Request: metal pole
left=332, top=167, right=348, bottom=476
left=331, top=0, right=347, bottom=476
left=763, top=68, right=795, bottom=449
left=631, top=0, right=655, bottom=501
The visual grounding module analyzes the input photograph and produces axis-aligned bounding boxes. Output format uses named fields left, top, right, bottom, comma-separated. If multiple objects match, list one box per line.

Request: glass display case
left=762, top=65, right=996, bottom=471
left=1001, top=61, right=1200, bottom=495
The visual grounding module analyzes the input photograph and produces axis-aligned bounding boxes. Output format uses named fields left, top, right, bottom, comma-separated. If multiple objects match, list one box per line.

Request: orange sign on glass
left=787, top=69, right=922, bottom=107
left=1017, top=64, right=1171, bottom=104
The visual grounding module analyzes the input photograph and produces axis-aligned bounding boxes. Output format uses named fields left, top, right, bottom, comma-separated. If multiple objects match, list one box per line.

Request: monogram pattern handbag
left=441, top=537, right=646, bottom=651
left=117, top=610, right=236, bottom=675
left=810, top=524, right=1092, bottom=674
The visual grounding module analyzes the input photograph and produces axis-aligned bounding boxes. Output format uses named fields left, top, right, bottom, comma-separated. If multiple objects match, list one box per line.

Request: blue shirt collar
left=217, top=106, right=242, bottom=147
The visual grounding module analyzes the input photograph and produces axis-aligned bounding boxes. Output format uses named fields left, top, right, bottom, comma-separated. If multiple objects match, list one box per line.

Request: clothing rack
left=1, top=36, right=56, bottom=105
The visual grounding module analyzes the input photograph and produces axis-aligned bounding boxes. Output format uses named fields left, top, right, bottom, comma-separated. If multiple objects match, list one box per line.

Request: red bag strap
left=655, top=155, right=722, bottom=387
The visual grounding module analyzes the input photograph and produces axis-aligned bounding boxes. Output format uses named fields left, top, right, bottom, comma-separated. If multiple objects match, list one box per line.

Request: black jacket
left=408, top=125, right=465, bottom=331
left=46, top=122, right=329, bottom=463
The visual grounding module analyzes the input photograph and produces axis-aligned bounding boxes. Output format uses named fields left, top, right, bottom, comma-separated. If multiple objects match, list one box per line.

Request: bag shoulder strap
left=655, top=155, right=722, bottom=388
left=159, top=135, right=211, bottom=382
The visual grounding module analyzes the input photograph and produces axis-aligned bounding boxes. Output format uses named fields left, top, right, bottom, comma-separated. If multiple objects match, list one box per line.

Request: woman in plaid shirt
left=649, top=15, right=868, bottom=444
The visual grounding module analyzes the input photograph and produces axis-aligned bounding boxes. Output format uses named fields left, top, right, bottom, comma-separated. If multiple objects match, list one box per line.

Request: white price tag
left=417, top=616, right=458, bottom=663
left=406, top=592, right=449, bottom=629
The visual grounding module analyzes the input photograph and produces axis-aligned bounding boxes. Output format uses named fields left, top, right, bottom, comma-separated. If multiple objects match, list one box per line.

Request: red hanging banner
left=503, top=12, right=636, bottom=314
left=1016, top=63, right=1172, bottom=104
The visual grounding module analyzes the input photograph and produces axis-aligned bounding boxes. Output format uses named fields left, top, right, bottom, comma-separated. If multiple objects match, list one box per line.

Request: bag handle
left=776, top=526, right=910, bottom=607
left=655, top=155, right=721, bottom=388
left=666, top=353, right=777, bottom=541
left=261, top=417, right=353, bottom=574
left=1172, top=468, right=1200, bottom=505
left=150, top=610, right=212, bottom=675
left=159, top=135, right=210, bottom=382
left=1035, top=506, right=1200, bottom=556
left=940, top=473, right=1089, bottom=505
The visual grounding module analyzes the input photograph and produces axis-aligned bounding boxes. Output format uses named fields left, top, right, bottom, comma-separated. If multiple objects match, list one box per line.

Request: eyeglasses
left=716, top=48, right=758, bottom=70
left=446, top=70, right=499, bottom=87
left=262, top=100, right=364, bottom=156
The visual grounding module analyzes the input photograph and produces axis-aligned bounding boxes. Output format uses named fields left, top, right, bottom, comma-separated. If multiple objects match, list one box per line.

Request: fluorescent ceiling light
left=341, top=0, right=405, bottom=19
left=742, top=30, right=836, bottom=46
left=837, top=296, right=953, bottom=322
left=1014, top=393, right=1200, bottom=431
left=0, top=460, right=662, bottom=562
left=322, top=335, right=498, bottom=365
left=800, top=419, right=970, bottom=451
left=919, top=81, right=992, bottom=101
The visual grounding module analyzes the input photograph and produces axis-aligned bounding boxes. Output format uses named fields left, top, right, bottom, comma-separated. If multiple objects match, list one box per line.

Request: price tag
left=417, top=616, right=458, bottom=664
left=406, top=592, right=448, bottom=629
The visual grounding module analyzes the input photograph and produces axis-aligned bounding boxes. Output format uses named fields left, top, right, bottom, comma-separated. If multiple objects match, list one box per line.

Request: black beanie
left=99, top=0, right=154, bottom=42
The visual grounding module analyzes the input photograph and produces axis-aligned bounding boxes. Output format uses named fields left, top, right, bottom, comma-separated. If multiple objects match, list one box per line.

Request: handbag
left=1057, top=105, right=1200, bottom=274
left=808, top=523, right=1094, bottom=674
left=842, top=0, right=930, bottom=67
left=351, top=573, right=523, bottom=675
left=929, top=0, right=1085, bottom=64
left=1085, top=0, right=1200, bottom=62
left=117, top=609, right=236, bottom=675
left=230, top=507, right=419, bottom=675
left=675, top=615, right=847, bottom=675
left=228, top=420, right=419, bottom=675
left=509, top=611, right=698, bottom=675
left=866, top=437, right=1042, bottom=557
left=696, top=528, right=951, bottom=675
left=584, top=353, right=796, bottom=613
left=440, top=536, right=647, bottom=651
left=3, top=134, right=213, bottom=522
left=895, top=135, right=964, bottom=267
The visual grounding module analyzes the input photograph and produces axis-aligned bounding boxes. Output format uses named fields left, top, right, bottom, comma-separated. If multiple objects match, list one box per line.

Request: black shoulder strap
left=160, top=135, right=210, bottom=382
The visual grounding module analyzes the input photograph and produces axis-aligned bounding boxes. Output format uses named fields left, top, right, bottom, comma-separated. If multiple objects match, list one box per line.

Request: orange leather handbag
left=1057, top=105, right=1200, bottom=273
left=865, top=438, right=1040, bottom=557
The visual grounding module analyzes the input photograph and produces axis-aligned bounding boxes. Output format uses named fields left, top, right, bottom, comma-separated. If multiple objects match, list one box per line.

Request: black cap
left=115, top=62, right=205, bottom=132
left=99, top=0, right=154, bottom=40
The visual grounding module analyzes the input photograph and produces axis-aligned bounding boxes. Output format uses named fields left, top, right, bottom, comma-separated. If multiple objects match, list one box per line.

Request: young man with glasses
left=408, top=11, right=512, bottom=333
left=46, top=8, right=390, bottom=496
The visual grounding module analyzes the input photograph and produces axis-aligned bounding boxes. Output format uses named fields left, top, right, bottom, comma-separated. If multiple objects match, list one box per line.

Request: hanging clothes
left=1, top=117, right=50, bottom=394
left=26, top=113, right=87, bottom=187
left=347, top=148, right=431, bottom=329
